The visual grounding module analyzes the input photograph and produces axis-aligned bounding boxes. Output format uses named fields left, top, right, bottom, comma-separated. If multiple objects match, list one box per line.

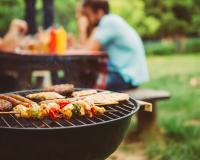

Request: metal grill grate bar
left=41, top=120, right=51, bottom=128
left=85, top=117, right=96, bottom=124
left=29, top=120, right=38, bottom=128
left=113, top=105, right=131, bottom=113
left=54, top=121, right=64, bottom=127
left=93, top=116, right=105, bottom=122
left=9, top=114, right=25, bottom=128
left=107, top=106, right=126, bottom=116
left=1, top=117, right=11, bottom=127
left=105, top=112, right=120, bottom=118
left=102, top=114, right=113, bottom=120
left=64, top=119, right=75, bottom=126
left=74, top=118, right=87, bottom=125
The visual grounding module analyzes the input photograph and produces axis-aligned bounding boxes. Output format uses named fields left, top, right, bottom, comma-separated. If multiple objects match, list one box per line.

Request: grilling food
left=60, top=100, right=106, bottom=119
left=105, top=93, right=130, bottom=102
left=0, top=99, right=12, bottom=111
left=12, top=100, right=106, bottom=120
left=8, top=94, right=34, bottom=104
left=0, top=90, right=129, bottom=121
left=44, top=84, right=74, bottom=95
left=85, top=93, right=129, bottom=105
left=26, top=92, right=65, bottom=101
left=40, top=92, right=130, bottom=106
left=0, top=94, right=29, bottom=107
left=13, top=102, right=47, bottom=119
left=72, top=89, right=98, bottom=97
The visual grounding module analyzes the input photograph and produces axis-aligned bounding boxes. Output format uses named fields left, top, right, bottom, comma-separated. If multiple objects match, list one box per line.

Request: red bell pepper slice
left=58, top=101, right=70, bottom=109
left=49, top=108, right=59, bottom=120
left=27, top=104, right=32, bottom=109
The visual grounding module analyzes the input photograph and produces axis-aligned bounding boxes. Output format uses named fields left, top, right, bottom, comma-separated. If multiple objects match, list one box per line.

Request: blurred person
left=0, top=19, right=28, bottom=52
left=76, top=3, right=97, bottom=46
left=0, top=19, right=28, bottom=92
left=24, top=0, right=54, bottom=34
left=77, top=0, right=149, bottom=91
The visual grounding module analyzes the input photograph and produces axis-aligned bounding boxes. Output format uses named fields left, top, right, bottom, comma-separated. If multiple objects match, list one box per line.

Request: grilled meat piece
left=72, top=90, right=97, bottom=97
left=44, top=84, right=74, bottom=95
left=85, top=93, right=129, bottom=105
left=0, top=94, right=28, bottom=107
left=106, top=93, right=130, bottom=102
left=8, top=94, right=34, bottom=104
left=0, top=99, right=13, bottom=111
left=26, top=92, right=65, bottom=101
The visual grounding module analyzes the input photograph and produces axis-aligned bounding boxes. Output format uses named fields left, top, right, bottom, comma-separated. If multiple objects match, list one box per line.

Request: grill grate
left=0, top=90, right=139, bottom=129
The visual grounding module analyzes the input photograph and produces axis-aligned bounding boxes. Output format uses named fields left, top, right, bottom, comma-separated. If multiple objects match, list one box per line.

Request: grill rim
left=0, top=89, right=140, bottom=131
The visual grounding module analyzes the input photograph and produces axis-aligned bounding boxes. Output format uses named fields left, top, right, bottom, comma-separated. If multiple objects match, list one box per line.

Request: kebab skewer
left=11, top=100, right=106, bottom=120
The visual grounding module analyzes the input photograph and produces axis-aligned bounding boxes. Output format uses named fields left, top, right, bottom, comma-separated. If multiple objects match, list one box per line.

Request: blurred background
left=0, top=0, right=200, bottom=159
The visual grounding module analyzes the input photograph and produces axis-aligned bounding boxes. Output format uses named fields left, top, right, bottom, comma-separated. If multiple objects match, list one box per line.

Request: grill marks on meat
left=44, top=84, right=74, bottom=95
left=85, top=93, right=130, bottom=105
left=72, top=90, right=98, bottom=97
left=0, top=99, right=12, bottom=111
left=26, top=92, right=65, bottom=101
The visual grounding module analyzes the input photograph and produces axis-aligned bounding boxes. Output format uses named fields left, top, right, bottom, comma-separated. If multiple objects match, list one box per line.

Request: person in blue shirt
left=78, top=0, right=149, bottom=91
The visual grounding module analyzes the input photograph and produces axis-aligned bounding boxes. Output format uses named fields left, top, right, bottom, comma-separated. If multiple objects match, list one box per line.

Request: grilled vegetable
left=11, top=98, right=106, bottom=120
left=58, top=101, right=70, bottom=109
left=72, top=104, right=81, bottom=116
left=13, top=105, right=32, bottom=118
left=49, top=108, right=59, bottom=120
left=31, top=103, right=40, bottom=118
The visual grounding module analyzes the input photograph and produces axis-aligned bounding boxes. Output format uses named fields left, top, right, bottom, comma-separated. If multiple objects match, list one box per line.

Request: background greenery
left=0, top=0, right=200, bottom=39
left=1, top=0, right=200, bottom=55
left=144, top=54, right=200, bottom=160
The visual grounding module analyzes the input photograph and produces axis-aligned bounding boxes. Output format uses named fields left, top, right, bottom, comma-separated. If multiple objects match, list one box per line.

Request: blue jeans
left=106, top=72, right=138, bottom=92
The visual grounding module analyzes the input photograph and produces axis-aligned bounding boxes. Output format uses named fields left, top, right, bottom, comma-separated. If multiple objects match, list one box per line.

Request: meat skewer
left=0, top=100, right=106, bottom=120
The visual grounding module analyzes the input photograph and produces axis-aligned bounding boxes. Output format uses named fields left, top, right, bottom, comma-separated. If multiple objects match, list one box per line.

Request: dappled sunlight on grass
left=143, top=54, right=200, bottom=160
left=109, top=54, right=200, bottom=160
left=146, top=54, right=200, bottom=80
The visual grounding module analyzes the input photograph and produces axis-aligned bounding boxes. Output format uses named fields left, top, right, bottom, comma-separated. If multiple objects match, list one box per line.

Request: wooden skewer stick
left=0, top=111, right=20, bottom=115
left=137, top=100, right=153, bottom=112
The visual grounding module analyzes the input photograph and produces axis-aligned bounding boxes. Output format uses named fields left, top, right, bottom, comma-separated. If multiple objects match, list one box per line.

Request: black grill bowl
left=0, top=90, right=139, bottom=160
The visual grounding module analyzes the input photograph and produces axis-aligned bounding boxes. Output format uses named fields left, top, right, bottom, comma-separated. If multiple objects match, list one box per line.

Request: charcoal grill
left=0, top=89, right=140, bottom=160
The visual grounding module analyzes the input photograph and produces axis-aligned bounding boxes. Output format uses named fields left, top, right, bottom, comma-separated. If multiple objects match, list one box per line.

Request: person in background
left=77, top=0, right=149, bottom=91
left=0, top=19, right=28, bottom=52
left=0, top=19, right=28, bottom=93
left=24, top=0, right=54, bottom=34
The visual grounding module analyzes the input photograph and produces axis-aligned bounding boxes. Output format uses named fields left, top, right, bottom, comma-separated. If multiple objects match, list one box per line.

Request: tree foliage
left=0, top=0, right=199, bottom=39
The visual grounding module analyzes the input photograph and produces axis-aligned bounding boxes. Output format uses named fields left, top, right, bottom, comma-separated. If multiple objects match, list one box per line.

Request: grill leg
left=127, top=101, right=159, bottom=141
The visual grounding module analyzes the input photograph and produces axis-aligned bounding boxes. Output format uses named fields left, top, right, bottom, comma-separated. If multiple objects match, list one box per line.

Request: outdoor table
left=0, top=51, right=107, bottom=91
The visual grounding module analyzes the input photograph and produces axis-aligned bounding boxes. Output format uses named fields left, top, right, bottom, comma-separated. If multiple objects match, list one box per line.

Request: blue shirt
left=93, top=14, right=149, bottom=86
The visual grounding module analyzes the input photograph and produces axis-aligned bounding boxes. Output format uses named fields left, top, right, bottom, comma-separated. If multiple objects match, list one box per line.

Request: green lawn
left=144, top=54, right=200, bottom=160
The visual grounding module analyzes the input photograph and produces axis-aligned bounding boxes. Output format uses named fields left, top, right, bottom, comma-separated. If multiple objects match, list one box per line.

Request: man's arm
left=87, top=38, right=103, bottom=52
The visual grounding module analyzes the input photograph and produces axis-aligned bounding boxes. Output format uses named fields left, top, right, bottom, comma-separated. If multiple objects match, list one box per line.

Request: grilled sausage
left=0, top=94, right=28, bottom=107
left=8, top=94, right=34, bottom=104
